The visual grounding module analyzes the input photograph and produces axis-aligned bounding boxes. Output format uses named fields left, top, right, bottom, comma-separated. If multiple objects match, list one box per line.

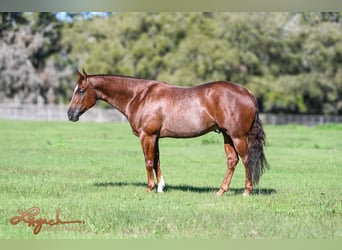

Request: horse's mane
left=88, top=73, right=153, bottom=81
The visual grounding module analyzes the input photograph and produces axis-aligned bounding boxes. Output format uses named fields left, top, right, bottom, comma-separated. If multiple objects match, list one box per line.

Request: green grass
left=0, top=120, right=341, bottom=239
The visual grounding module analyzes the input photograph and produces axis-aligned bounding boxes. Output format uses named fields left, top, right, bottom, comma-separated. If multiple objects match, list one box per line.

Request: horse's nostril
left=67, top=109, right=73, bottom=120
left=67, top=108, right=80, bottom=122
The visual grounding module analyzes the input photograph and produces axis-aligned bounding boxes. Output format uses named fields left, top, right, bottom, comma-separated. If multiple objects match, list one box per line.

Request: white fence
left=259, top=113, right=342, bottom=126
left=0, top=104, right=127, bottom=123
left=0, top=104, right=341, bottom=126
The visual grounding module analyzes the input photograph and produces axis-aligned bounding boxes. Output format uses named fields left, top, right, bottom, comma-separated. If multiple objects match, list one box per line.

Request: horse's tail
left=247, top=112, right=269, bottom=186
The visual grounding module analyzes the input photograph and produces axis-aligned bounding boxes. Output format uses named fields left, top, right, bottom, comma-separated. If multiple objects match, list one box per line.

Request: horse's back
left=197, top=81, right=256, bottom=101
left=151, top=80, right=257, bottom=138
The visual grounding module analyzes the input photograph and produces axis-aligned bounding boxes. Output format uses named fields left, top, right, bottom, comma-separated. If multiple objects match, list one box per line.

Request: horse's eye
left=78, top=88, right=86, bottom=95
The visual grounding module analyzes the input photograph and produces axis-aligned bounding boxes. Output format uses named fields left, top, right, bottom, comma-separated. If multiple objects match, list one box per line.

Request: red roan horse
left=68, top=70, right=268, bottom=196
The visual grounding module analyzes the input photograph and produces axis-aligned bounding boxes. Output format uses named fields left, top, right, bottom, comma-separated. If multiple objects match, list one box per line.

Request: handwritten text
left=10, top=207, right=85, bottom=235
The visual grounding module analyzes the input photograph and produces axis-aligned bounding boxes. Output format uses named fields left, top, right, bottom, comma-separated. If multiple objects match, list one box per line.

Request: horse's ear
left=76, top=69, right=86, bottom=87
left=82, top=68, right=88, bottom=78
left=77, top=70, right=83, bottom=79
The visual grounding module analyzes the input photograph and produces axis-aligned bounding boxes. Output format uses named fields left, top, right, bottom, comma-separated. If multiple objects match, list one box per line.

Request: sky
left=56, top=12, right=109, bottom=22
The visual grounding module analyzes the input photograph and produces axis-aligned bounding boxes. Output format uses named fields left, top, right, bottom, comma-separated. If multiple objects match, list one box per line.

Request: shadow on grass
left=94, top=181, right=276, bottom=195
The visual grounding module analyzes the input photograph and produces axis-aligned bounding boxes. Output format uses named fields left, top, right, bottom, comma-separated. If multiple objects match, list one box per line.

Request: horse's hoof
left=215, top=192, right=222, bottom=197
left=215, top=189, right=224, bottom=197
left=157, top=176, right=165, bottom=193
left=157, top=184, right=165, bottom=193
left=243, top=191, right=250, bottom=197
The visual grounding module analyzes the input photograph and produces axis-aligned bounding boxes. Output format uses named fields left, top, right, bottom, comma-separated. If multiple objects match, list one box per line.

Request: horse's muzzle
left=67, top=108, right=81, bottom=122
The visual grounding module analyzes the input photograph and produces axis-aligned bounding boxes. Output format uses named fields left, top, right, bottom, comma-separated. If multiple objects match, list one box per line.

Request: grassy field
left=0, top=120, right=341, bottom=239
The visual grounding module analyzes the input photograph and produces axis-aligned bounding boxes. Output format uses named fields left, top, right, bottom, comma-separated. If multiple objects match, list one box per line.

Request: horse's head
left=67, top=69, right=97, bottom=122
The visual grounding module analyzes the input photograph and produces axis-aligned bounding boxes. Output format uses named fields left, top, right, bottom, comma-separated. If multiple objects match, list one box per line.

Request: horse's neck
left=91, top=75, right=145, bottom=116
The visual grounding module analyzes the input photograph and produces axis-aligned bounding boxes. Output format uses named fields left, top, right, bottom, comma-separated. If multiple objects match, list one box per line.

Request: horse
left=68, top=69, right=268, bottom=196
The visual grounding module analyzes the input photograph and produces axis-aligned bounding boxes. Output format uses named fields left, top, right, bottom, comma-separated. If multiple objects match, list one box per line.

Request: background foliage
left=1, top=12, right=341, bottom=114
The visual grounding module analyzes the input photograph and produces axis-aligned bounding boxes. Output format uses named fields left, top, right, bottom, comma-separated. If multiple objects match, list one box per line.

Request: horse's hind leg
left=232, top=136, right=253, bottom=196
left=216, top=134, right=239, bottom=196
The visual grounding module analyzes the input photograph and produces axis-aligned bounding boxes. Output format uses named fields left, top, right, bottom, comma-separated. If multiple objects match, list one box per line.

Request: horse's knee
left=145, top=159, right=154, bottom=168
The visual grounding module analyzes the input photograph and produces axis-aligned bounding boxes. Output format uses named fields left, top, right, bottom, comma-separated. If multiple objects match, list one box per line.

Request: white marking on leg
left=157, top=176, right=165, bottom=193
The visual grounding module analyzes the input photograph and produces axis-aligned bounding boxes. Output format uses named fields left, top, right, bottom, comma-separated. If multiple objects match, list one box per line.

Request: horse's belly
left=160, top=112, right=215, bottom=138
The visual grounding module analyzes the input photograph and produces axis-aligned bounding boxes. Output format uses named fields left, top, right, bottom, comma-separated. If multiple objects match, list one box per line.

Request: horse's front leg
left=153, top=138, right=165, bottom=193
left=140, top=132, right=165, bottom=193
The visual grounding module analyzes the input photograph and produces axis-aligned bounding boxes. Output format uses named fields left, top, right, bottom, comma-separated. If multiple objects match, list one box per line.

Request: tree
left=2, top=12, right=341, bottom=114
left=0, top=12, right=73, bottom=104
